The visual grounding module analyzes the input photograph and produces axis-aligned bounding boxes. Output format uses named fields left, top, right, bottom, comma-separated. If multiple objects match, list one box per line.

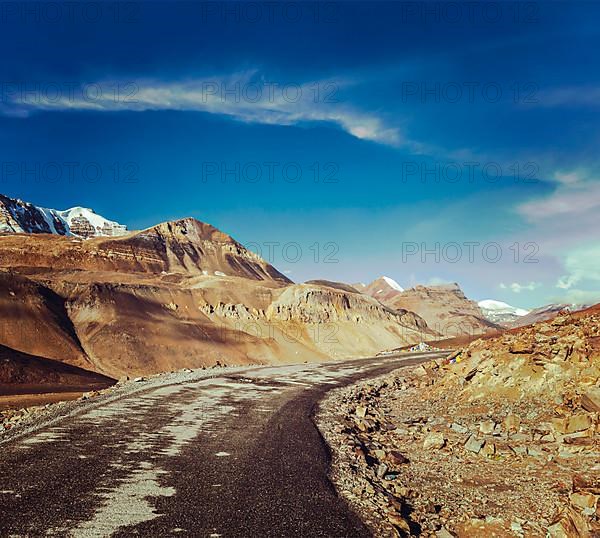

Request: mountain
left=0, top=194, right=127, bottom=238
left=358, top=276, right=405, bottom=303
left=0, top=195, right=435, bottom=386
left=507, top=302, right=589, bottom=328
left=357, top=278, right=496, bottom=337
left=478, top=299, right=529, bottom=325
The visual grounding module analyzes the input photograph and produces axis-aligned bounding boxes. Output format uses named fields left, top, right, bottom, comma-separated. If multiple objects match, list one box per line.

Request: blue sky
left=1, top=1, right=600, bottom=308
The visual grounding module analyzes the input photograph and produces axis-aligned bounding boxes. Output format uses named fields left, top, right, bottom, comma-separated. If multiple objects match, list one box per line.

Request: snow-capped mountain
left=0, top=194, right=127, bottom=239
left=478, top=299, right=529, bottom=325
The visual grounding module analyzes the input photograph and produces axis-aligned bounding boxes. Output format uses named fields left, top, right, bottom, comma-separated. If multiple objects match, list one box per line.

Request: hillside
left=320, top=304, right=600, bottom=536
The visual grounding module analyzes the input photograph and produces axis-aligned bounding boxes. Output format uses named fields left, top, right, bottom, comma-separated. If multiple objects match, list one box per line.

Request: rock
left=423, top=432, right=446, bottom=450
left=479, top=420, right=496, bottom=435
left=464, top=435, right=484, bottom=454
left=573, top=472, right=600, bottom=495
left=413, top=365, right=428, bottom=377
left=552, top=417, right=569, bottom=434
left=527, top=446, right=544, bottom=457
left=388, top=513, right=411, bottom=533
left=547, top=508, right=590, bottom=537
left=509, top=341, right=533, bottom=354
left=480, top=441, right=495, bottom=457
left=582, top=387, right=600, bottom=413
left=436, top=528, right=455, bottom=538
left=570, top=492, right=598, bottom=511
left=373, top=449, right=386, bottom=461
left=376, top=463, right=389, bottom=479
left=133, top=377, right=145, bottom=382
left=386, top=450, right=410, bottom=466
left=503, top=414, right=521, bottom=432
left=355, top=405, right=367, bottom=418
left=567, top=413, right=592, bottom=434
left=450, top=422, right=468, bottom=434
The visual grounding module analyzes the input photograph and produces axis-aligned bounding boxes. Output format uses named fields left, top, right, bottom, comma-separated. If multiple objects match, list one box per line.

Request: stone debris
left=317, top=306, right=600, bottom=537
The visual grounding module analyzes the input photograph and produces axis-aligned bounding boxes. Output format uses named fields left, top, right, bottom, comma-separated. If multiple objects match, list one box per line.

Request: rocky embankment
left=318, top=307, right=600, bottom=537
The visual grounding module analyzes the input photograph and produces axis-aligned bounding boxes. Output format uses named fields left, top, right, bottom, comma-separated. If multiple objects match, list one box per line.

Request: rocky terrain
left=318, top=305, right=600, bottom=537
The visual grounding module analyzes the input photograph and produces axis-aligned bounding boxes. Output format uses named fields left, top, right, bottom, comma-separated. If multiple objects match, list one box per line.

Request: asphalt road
left=0, top=352, right=446, bottom=537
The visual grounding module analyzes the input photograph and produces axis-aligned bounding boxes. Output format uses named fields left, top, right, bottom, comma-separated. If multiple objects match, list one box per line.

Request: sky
left=1, top=0, right=599, bottom=309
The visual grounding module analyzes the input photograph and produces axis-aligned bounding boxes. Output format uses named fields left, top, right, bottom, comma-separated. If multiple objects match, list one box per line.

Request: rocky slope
left=0, top=194, right=126, bottom=238
left=385, top=283, right=497, bottom=337
left=0, top=217, right=291, bottom=282
left=320, top=304, right=600, bottom=537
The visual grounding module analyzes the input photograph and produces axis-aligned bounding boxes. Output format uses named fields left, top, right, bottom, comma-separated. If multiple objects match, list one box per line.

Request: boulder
left=479, top=420, right=496, bottom=435
left=464, top=435, right=484, bottom=454
left=567, top=413, right=593, bottom=434
left=570, top=492, right=598, bottom=511
left=581, top=387, right=600, bottom=413
left=423, top=432, right=446, bottom=450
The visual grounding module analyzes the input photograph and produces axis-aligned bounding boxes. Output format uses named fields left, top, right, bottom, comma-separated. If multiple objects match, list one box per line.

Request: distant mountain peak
left=478, top=299, right=530, bottom=325
left=381, top=276, right=404, bottom=292
left=0, top=193, right=127, bottom=239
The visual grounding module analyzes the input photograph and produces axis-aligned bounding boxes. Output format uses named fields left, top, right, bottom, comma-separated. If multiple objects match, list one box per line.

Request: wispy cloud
left=517, top=172, right=600, bottom=221
left=2, top=72, right=402, bottom=146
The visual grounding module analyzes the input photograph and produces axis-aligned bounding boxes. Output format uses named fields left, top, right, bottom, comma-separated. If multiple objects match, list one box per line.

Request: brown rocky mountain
left=359, top=279, right=497, bottom=337
left=507, top=303, right=589, bottom=329
left=353, top=276, right=404, bottom=304
left=0, top=213, right=436, bottom=389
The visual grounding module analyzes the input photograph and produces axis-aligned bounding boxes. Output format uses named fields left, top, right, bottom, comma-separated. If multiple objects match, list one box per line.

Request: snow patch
left=478, top=299, right=529, bottom=316
left=382, top=276, right=404, bottom=292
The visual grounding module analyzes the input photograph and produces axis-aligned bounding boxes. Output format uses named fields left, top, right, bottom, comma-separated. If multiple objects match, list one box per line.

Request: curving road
left=0, top=352, right=446, bottom=537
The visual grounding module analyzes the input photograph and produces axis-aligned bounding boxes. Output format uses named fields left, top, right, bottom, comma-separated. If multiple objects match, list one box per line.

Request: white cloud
left=499, top=281, right=541, bottom=293
left=553, top=170, right=584, bottom=185
left=517, top=175, right=600, bottom=222
left=552, top=288, right=600, bottom=306
left=427, top=277, right=451, bottom=285
left=4, top=73, right=401, bottom=146
left=555, top=243, right=600, bottom=290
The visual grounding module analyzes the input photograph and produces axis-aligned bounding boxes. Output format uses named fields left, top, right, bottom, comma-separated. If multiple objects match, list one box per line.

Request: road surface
left=0, top=352, right=446, bottom=537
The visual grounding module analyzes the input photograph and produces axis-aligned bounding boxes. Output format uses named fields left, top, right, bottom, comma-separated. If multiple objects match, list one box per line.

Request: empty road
left=0, top=352, right=446, bottom=537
